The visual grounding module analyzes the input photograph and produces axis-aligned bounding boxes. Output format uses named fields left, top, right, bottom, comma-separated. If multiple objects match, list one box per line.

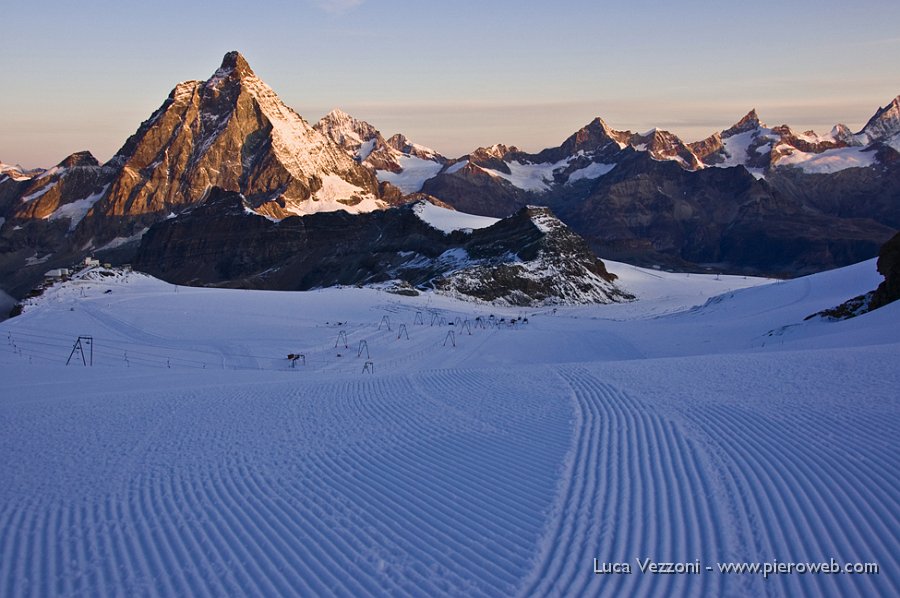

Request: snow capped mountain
left=0, top=162, right=44, bottom=182
left=420, top=100, right=900, bottom=277
left=412, top=200, right=500, bottom=233
left=11, top=152, right=107, bottom=224
left=314, top=108, right=383, bottom=161
left=94, top=51, right=382, bottom=224
left=0, top=52, right=389, bottom=299
left=314, top=110, right=446, bottom=194
left=688, top=101, right=900, bottom=176
left=429, top=104, right=894, bottom=199
left=433, top=206, right=631, bottom=305
left=856, top=95, right=900, bottom=150
left=631, top=128, right=702, bottom=169
left=2, top=54, right=898, bottom=303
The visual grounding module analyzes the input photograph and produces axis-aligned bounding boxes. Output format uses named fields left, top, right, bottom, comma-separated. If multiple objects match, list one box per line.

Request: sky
left=2, top=0, right=899, bottom=168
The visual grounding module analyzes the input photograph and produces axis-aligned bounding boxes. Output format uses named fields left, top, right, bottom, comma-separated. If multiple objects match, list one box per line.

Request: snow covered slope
left=1, top=260, right=897, bottom=596
left=412, top=200, right=499, bottom=233
left=314, top=109, right=446, bottom=194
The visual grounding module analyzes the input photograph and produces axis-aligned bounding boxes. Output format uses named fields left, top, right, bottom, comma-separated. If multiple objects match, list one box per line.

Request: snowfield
left=413, top=201, right=500, bottom=234
left=1, top=260, right=898, bottom=596
left=375, top=155, right=444, bottom=194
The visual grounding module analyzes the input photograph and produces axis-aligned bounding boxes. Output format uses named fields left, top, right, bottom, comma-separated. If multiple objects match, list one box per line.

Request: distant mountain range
left=1, top=51, right=898, bottom=301
left=315, top=93, right=899, bottom=275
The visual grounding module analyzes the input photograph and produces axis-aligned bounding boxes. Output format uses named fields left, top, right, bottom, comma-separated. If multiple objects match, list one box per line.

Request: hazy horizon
left=2, top=0, right=899, bottom=168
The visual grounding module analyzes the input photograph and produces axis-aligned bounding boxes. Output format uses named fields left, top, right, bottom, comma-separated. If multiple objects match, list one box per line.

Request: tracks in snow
left=517, top=366, right=899, bottom=597
left=1, top=362, right=897, bottom=596
left=0, top=369, right=573, bottom=597
left=519, top=369, right=727, bottom=597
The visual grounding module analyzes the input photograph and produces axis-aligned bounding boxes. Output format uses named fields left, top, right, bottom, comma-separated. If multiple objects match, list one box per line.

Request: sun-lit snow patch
left=47, top=185, right=109, bottom=231
left=313, top=175, right=367, bottom=202
left=35, top=166, right=65, bottom=181
left=407, top=141, right=438, bottom=158
left=529, top=209, right=562, bottom=234
left=717, top=130, right=761, bottom=167
left=412, top=201, right=499, bottom=234
left=776, top=145, right=878, bottom=174
left=275, top=175, right=385, bottom=216
left=20, top=181, right=58, bottom=203
left=444, top=160, right=468, bottom=175
left=376, top=155, right=444, bottom=194
left=243, top=206, right=280, bottom=222
left=435, top=247, right=471, bottom=267
left=567, top=162, right=615, bottom=184
left=885, top=132, right=900, bottom=153
left=483, top=158, right=571, bottom=192
left=96, top=228, right=150, bottom=251
left=172, top=80, right=200, bottom=103
left=212, top=69, right=365, bottom=190
left=357, top=138, right=376, bottom=161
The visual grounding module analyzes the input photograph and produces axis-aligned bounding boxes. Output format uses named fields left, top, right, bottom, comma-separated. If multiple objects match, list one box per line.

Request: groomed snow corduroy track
left=2, top=360, right=897, bottom=597
left=1, top=261, right=898, bottom=596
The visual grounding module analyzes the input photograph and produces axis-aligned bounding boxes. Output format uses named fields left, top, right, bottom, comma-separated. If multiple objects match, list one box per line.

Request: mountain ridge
left=132, top=187, right=629, bottom=306
left=1, top=51, right=898, bottom=301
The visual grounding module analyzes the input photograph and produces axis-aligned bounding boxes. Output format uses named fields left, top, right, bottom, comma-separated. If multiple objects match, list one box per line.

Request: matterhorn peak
left=219, top=50, right=254, bottom=78
left=204, top=51, right=258, bottom=91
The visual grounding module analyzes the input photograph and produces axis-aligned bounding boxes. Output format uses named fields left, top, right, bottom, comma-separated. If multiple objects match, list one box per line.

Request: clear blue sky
left=2, top=0, right=899, bottom=167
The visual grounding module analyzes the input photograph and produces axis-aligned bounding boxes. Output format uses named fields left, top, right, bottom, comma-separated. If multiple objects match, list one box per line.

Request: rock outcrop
left=870, top=231, right=900, bottom=310
left=806, top=231, right=900, bottom=320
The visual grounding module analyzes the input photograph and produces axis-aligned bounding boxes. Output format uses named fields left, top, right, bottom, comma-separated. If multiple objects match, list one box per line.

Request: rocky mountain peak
left=473, top=144, right=516, bottom=160
left=322, top=107, right=353, bottom=122
left=687, top=132, right=725, bottom=163
left=58, top=151, right=100, bottom=169
left=724, top=109, right=763, bottom=137
left=386, top=133, right=412, bottom=152
left=315, top=109, right=381, bottom=152
left=71, top=51, right=383, bottom=235
left=217, top=50, right=255, bottom=79
left=858, top=95, right=900, bottom=141
left=531, top=117, right=631, bottom=164
left=385, top=133, right=440, bottom=159
left=830, top=124, right=855, bottom=143
left=578, top=117, right=630, bottom=148
left=632, top=128, right=700, bottom=169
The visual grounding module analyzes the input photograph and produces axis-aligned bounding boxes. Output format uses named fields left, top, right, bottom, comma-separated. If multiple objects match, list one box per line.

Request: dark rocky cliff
left=870, top=231, right=900, bottom=310
left=134, top=189, right=629, bottom=306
